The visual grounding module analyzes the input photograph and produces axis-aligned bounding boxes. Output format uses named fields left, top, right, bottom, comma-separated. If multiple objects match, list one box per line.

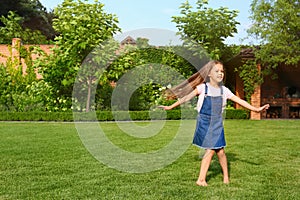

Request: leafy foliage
left=3, top=0, right=287, bottom=112
left=172, top=0, right=240, bottom=61
left=236, top=0, right=300, bottom=100
left=248, top=0, right=300, bottom=67
left=39, top=0, right=121, bottom=111
left=237, top=59, right=263, bottom=101
left=0, top=42, right=53, bottom=111
left=75, top=38, right=120, bottom=111
left=0, top=0, right=122, bottom=112
left=0, top=108, right=249, bottom=121
left=0, top=0, right=56, bottom=40
left=97, top=45, right=196, bottom=111
left=0, top=11, right=47, bottom=44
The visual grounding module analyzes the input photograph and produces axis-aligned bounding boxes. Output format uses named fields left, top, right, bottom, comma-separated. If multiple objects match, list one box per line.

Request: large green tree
left=172, top=0, right=240, bottom=61
left=248, top=0, right=300, bottom=67
left=39, top=0, right=120, bottom=111
left=0, top=0, right=56, bottom=40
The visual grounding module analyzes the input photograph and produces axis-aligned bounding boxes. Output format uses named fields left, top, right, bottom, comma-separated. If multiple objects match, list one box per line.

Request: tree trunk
left=86, top=78, right=91, bottom=112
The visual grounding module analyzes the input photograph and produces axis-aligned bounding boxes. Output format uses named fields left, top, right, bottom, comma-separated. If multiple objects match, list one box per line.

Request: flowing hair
left=165, top=60, right=223, bottom=99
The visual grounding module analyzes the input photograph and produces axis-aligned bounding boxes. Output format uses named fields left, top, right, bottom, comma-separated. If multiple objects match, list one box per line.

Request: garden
left=0, top=0, right=300, bottom=199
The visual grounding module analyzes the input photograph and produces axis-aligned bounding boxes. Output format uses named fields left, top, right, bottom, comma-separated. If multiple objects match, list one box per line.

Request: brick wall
left=250, top=85, right=262, bottom=120
left=0, top=38, right=54, bottom=79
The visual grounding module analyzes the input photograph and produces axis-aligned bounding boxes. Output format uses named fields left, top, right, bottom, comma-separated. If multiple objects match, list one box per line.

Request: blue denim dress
left=192, top=83, right=226, bottom=149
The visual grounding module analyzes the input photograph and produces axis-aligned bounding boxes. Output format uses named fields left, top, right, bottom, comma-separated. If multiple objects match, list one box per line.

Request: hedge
left=0, top=109, right=249, bottom=121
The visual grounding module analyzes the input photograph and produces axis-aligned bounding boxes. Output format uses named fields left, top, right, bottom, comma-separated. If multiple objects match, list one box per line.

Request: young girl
left=159, top=60, right=269, bottom=186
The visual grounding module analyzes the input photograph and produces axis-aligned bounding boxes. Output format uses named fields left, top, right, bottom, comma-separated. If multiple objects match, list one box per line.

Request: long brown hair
left=165, top=60, right=223, bottom=99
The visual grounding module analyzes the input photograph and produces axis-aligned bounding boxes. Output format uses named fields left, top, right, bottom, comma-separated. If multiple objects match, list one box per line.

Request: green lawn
left=0, top=120, right=299, bottom=199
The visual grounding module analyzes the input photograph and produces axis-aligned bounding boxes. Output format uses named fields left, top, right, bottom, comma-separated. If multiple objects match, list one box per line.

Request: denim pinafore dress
left=192, top=83, right=226, bottom=149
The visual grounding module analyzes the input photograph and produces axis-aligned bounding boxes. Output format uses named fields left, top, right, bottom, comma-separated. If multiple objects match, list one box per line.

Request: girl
left=159, top=60, right=269, bottom=186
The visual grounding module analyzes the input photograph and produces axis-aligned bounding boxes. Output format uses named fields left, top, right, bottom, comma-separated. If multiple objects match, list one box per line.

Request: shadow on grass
left=194, top=152, right=260, bottom=183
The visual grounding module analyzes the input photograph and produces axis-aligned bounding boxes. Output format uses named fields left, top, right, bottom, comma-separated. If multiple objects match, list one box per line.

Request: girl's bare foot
left=223, top=177, right=229, bottom=184
left=196, top=180, right=208, bottom=186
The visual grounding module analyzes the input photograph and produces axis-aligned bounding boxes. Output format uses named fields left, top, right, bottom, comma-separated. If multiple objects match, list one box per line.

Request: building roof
left=120, top=36, right=136, bottom=45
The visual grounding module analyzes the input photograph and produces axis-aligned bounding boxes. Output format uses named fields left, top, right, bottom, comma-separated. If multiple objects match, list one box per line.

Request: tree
left=77, top=38, right=120, bottom=112
left=0, top=0, right=46, bottom=19
left=235, top=0, right=300, bottom=101
left=0, top=0, right=56, bottom=40
left=39, top=0, right=120, bottom=111
left=248, top=0, right=300, bottom=67
left=0, top=11, right=47, bottom=44
left=97, top=45, right=196, bottom=111
left=136, top=37, right=151, bottom=48
left=172, top=0, right=240, bottom=61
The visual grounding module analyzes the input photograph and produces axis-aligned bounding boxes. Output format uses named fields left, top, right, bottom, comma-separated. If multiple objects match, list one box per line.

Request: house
left=226, top=48, right=300, bottom=119
left=120, top=36, right=136, bottom=46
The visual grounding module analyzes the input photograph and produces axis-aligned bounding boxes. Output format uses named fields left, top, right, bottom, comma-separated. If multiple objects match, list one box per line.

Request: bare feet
left=196, top=180, right=208, bottom=186
left=223, top=177, right=230, bottom=184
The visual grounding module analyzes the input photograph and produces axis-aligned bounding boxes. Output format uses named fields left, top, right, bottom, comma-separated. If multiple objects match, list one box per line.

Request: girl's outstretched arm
left=158, top=88, right=199, bottom=110
left=230, top=95, right=270, bottom=112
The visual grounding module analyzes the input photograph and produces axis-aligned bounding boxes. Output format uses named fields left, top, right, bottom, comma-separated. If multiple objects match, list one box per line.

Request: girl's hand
left=257, top=104, right=270, bottom=112
left=157, top=105, right=172, bottom=110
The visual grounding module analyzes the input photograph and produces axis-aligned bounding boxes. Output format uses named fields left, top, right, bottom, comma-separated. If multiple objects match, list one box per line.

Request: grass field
left=0, top=120, right=299, bottom=199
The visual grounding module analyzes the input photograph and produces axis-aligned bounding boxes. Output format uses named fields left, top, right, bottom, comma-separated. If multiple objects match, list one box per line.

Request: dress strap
left=220, top=85, right=223, bottom=95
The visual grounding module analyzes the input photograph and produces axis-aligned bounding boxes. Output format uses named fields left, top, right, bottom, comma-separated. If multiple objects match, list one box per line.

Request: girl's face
left=208, top=64, right=224, bottom=84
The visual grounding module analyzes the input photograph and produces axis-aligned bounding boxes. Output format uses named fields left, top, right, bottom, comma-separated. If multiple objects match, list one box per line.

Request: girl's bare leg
left=196, top=149, right=215, bottom=186
left=216, top=148, right=229, bottom=184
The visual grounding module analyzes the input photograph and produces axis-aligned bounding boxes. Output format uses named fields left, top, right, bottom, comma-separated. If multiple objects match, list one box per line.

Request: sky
left=39, top=0, right=255, bottom=46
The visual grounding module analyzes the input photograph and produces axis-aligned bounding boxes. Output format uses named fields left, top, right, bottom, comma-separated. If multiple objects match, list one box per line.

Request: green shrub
left=0, top=108, right=249, bottom=121
left=225, top=108, right=250, bottom=119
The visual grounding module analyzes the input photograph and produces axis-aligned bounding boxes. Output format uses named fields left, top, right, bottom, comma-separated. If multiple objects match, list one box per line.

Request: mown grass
left=0, top=120, right=299, bottom=199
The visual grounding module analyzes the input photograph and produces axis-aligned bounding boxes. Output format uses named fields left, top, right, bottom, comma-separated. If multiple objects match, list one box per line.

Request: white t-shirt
left=196, top=83, right=235, bottom=112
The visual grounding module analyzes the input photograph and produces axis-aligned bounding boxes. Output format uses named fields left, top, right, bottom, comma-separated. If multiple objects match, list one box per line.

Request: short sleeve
left=196, top=83, right=205, bottom=95
left=223, top=86, right=235, bottom=100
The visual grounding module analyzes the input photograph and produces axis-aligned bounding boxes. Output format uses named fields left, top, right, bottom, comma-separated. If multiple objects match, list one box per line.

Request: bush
left=0, top=109, right=249, bottom=121
left=225, top=108, right=250, bottom=119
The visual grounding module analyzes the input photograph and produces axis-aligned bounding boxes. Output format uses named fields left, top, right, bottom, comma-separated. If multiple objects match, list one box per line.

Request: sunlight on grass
left=0, top=120, right=299, bottom=199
